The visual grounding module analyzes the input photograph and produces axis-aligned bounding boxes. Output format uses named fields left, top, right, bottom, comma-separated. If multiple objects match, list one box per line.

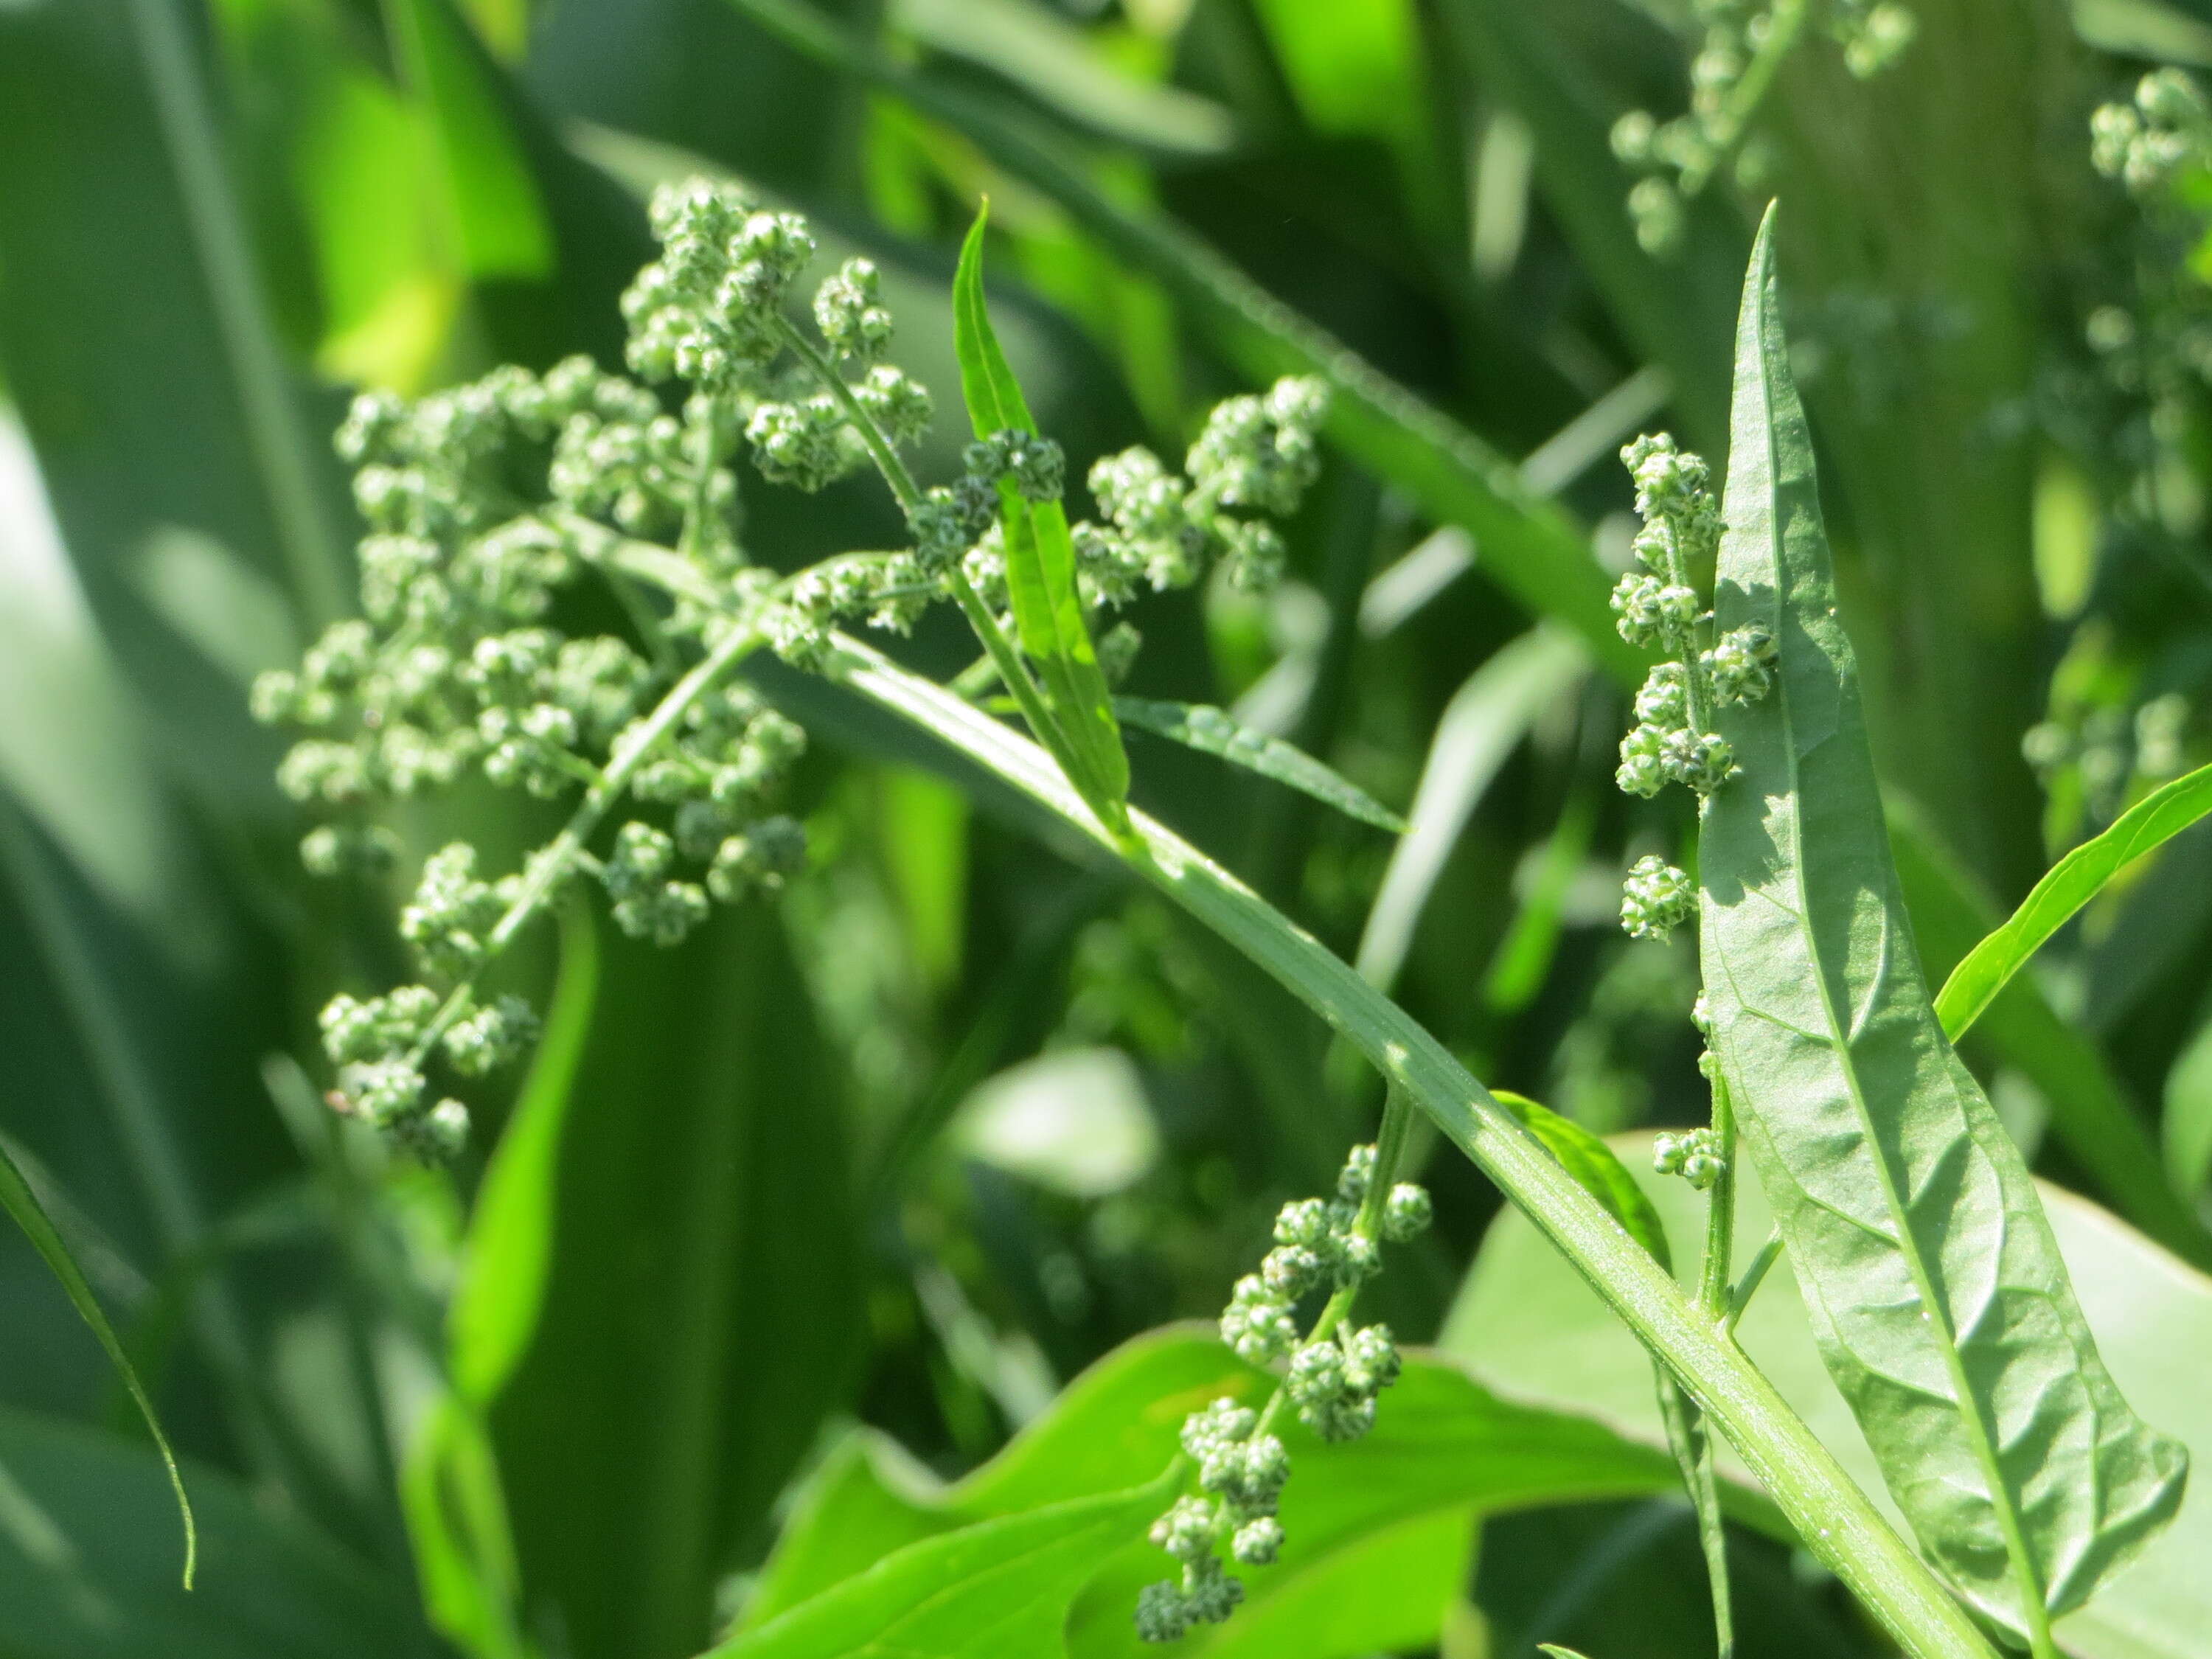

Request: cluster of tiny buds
left=2093, top=70, right=2212, bottom=198
left=1610, top=434, right=1773, bottom=802
left=1609, top=0, right=1915, bottom=253
left=1655, top=1126, right=1728, bottom=1191
left=1620, top=855, right=1697, bottom=942
left=1139, top=1142, right=1429, bottom=1642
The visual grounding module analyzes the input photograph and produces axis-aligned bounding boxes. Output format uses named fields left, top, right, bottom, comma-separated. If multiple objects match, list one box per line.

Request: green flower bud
left=1655, top=1127, right=1727, bottom=1190
left=1703, top=626, right=1775, bottom=704
left=1220, top=1275, right=1299, bottom=1364
left=1148, top=1496, right=1220, bottom=1564
left=299, top=824, right=400, bottom=878
left=443, top=995, right=540, bottom=1077
left=813, top=257, right=893, bottom=363
left=1260, top=1245, right=1325, bottom=1301
left=1381, top=1183, right=1432, bottom=1241
left=1621, top=855, right=1696, bottom=942
left=1135, top=1580, right=1192, bottom=1644
left=1231, top=1516, right=1283, bottom=1566
left=1337, top=1143, right=1377, bottom=1204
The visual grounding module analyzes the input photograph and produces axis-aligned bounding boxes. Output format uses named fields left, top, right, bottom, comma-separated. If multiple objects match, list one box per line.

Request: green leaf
left=1490, top=1091, right=1669, bottom=1273
left=1111, top=698, right=1406, bottom=832
left=1354, top=627, right=1589, bottom=993
left=0, top=1137, right=194, bottom=1586
left=950, top=204, right=1131, bottom=832
left=890, top=0, right=1237, bottom=157
left=1888, top=801, right=2212, bottom=1266
left=1697, top=209, right=2186, bottom=1639
left=0, top=1402, right=423, bottom=1658
left=711, top=1475, right=1176, bottom=1659
left=471, top=905, right=866, bottom=1659
left=742, top=1328, right=1745, bottom=1659
left=1935, top=761, right=2212, bottom=1041
left=724, top=0, right=1644, bottom=685
left=1447, top=1131, right=2212, bottom=1659
left=385, top=0, right=554, bottom=281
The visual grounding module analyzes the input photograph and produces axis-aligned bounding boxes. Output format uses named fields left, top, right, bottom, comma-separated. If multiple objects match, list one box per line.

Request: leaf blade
left=1697, top=209, right=2188, bottom=1635
left=950, top=206, right=1130, bottom=829
left=0, top=1137, right=195, bottom=1587
left=1113, top=698, right=1406, bottom=832
left=1935, top=761, right=2212, bottom=1041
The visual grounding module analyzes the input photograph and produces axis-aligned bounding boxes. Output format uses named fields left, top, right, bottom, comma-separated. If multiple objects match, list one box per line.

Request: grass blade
left=1697, top=209, right=2186, bottom=1643
left=822, top=627, right=1996, bottom=1659
left=1355, top=627, right=1587, bottom=993
left=724, top=0, right=1644, bottom=684
left=1113, top=696, right=1406, bottom=832
left=0, top=1137, right=195, bottom=1587
left=1935, top=762, right=2212, bottom=1042
left=950, top=205, right=1131, bottom=831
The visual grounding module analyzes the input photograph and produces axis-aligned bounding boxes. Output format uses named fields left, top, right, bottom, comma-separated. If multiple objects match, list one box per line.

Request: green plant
left=235, top=168, right=2189, bottom=1659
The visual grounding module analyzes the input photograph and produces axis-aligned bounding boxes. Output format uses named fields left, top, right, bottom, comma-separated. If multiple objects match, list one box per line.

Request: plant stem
left=773, top=316, right=925, bottom=514
left=1677, top=0, right=1809, bottom=199
left=1725, top=1231, right=1784, bottom=1335
left=824, top=632, right=1999, bottom=1659
left=403, top=613, right=769, bottom=1070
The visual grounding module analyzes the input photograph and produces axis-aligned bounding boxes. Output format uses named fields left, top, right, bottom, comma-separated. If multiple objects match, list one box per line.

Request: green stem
left=821, top=632, right=1997, bottom=1659
left=1725, top=1231, right=1784, bottom=1335
left=403, top=613, right=768, bottom=1070
left=773, top=317, right=925, bottom=514
left=1677, top=0, right=1809, bottom=199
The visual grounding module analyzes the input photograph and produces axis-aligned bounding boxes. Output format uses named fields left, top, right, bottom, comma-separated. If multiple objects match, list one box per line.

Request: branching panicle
left=1137, top=1135, right=1430, bottom=1643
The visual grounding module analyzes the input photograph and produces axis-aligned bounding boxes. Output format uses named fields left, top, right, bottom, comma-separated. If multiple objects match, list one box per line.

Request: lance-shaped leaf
left=1113, top=698, right=1407, bottom=832
left=1935, top=759, right=2212, bottom=1042
left=1697, top=208, right=2187, bottom=1641
left=950, top=205, right=1130, bottom=833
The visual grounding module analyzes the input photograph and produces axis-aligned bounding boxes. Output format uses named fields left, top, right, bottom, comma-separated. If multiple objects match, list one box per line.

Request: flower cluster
left=1138, top=1142, right=1430, bottom=1643
left=1610, top=0, right=1915, bottom=254
left=2093, top=71, right=2212, bottom=198
left=1610, top=434, right=1772, bottom=802
left=1620, top=855, right=1697, bottom=942
left=1655, top=1126, right=1728, bottom=1191
left=257, top=176, right=1338, bottom=1164
left=1075, top=379, right=1329, bottom=607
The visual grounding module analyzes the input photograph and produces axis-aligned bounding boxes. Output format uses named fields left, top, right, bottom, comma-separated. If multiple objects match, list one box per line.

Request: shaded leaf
left=1354, top=627, right=1587, bottom=992
left=1888, top=801, right=2212, bottom=1266
left=1935, top=762, right=2212, bottom=1041
left=1491, top=1091, right=1669, bottom=1273
left=0, top=1137, right=193, bottom=1585
left=743, top=1328, right=1761, bottom=1659
left=0, top=1404, right=425, bottom=1658
left=1697, top=210, right=2185, bottom=1637
left=1113, top=697, right=1406, bottom=832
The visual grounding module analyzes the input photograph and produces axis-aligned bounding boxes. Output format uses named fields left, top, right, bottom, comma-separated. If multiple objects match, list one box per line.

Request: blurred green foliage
left=4, top=1, right=2212, bottom=1656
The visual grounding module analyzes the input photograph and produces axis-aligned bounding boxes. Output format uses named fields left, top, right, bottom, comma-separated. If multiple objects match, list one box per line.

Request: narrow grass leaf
left=1355, top=627, right=1587, bottom=993
left=951, top=205, right=1130, bottom=828
left=0, top=1138, right=195, bottom=1587
left=1697, top=209, right=2187, bottom=1638
left=1935, top=761, right=2212, bottom=1041
left=1113, top=697, right=1406, bottom=832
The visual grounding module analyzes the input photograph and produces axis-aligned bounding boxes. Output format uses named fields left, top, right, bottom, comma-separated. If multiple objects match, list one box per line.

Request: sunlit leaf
left=1698, top=210, right=2185, bottom=1638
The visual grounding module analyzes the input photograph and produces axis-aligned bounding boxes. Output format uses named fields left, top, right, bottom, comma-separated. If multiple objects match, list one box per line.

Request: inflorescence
left=2093, top=69, right=2212, bottom=198
left=1610, top=0, right=1916, bottom=254
left=251, top=175, right=1331, bottom=1161
left=1137, top=1142, right=1431, bottom=1643
left=1609, top=437, right=1756, bottom=1184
